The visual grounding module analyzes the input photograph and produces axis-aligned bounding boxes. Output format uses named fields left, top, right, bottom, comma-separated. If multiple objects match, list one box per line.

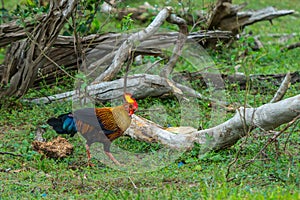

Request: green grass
left=1, top=0, right=300, bottom=199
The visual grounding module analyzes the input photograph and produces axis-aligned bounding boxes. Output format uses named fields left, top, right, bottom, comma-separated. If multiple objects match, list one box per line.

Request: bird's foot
left=105, top=151, right=124, bottom=166
left=87, top=160, right=95, bottom=167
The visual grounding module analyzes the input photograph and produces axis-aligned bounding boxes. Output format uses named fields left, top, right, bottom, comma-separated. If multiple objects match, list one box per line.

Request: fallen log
left=0, top=1, right=295, bottom=92
left=1, top=30, right=231, bottom=88
left=0, top=2, right=294, bottom=48
left=281, top=42, right=300, bottom=52
left=26, top=74, right=216, bottom=104
left=207, top=0, right=294, bottom=33
left=27, top=71, right=300, bottom=104
left=101, top=1, right=295, bottom=34
left=125, top=94, right=300, bottom=151
left=0, top=0, right=77, bottom=98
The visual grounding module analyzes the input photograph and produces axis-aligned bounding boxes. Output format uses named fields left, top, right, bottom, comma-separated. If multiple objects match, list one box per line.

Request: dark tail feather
left=47, top=113, right=77, bottom=137
left=47, top=117, right=64, bottom=133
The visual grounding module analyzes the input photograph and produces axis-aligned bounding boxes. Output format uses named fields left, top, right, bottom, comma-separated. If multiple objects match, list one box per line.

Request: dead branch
left=225, top=7, right=294, bottom=32
left=101, top=1, right=294, bottom=34
left=0, top=0, right=77, bottom=99
left=160, top=14, right=188, bottom=78
left=26, top=74, right=218, bottom=104
left=0, top=2, right=294, bottom=49
left=241, top=114, right=300, bottom=168
left=0, top=152, right=23, bottom=157
left=125, top=94, right=300, bottom=151
left=0, top=14, right=45, bottom=47
left=173, top=71, right=300, bottom=90
left=270, top=72, right=291, bottom=103
left=27, top=71, right=300, bottom=104
left=0, top=30, right=233, bottom=88
left=0, top=22, right=230, bottom=50
left=93, top=7, right=172, bottom=82
left=281, top=42, right=300, bottom=52
left=207, top=0, right=247, bottom=30
left=208, top=2, right=294, bottom=33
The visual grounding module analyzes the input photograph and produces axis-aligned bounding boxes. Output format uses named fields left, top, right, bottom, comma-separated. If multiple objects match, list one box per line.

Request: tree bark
left=0, top=1, right=295, bottom=94
left=27, top=71, right=300, bottom=104
left=125, top=95, right=300, bottom=151
left=0, top=0, right=77, bottom=99
left=0, top=30, right=233, bottom=89
left=28, top=75, right=300, bottom=151
left=206, top=0, right=294, bottom=33
left=94, top=8, right=172, bottom=82
left=101, top=1, right=295, bottom=34
left=27, top=74, right=208, bottom=104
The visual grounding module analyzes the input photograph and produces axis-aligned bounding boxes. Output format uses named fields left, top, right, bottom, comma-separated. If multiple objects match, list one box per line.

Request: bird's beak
left=129, top=110, right=134, bottom=116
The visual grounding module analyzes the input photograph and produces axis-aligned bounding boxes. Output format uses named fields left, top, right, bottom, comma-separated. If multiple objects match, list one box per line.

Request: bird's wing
left=95, top=107, right=119, bottom=132
left=74, top=108, right=118, bottom=134
left=74, top=108, right=100, bottom=127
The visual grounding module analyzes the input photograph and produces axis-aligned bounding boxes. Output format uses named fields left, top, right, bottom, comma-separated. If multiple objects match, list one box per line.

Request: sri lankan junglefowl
left=47, top=93, right=138, bottom=166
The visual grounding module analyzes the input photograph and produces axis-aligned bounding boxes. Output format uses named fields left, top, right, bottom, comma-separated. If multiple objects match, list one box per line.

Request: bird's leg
left=105, top=151, right=121, bottom=165
left=85, top=144, right=94, bottom=167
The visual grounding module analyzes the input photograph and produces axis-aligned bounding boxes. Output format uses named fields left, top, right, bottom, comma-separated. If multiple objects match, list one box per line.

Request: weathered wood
left=0, top=0, right=77, bottom=98
left=173, top=71, right=300, bottom=90
left=0, top=2, right=294, bottom=49
left=270, top=72, right=291, bottom=103
left=27, top=74, right=209, bottom=104
left=160, top=14, right=188, bottom=78
left=102, top=1, right=294, bottom=34
left=221, top=7, right=294, bottom=32
left=27, top=71, right=300, bottom=104
left=281, top=42, right=300, bottom=51
left=0, top=30, right=232, bottom=87
left=0, top=15, right=45, bottom=47
left=206, top=0, right=294, bottom=33
left=207, top=0, right=247, bottom=30
left=94, top=8, right=172, bottom=82
left=125, top=94, right=300, bottom=151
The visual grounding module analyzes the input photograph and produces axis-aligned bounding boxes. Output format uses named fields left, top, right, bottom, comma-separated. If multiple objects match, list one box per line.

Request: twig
left=123, top=51, right=134, bottom=95
left=128, top=176, right=138, bottom=189
left=281, top=42, right=300, bottom=52
left=253, top=35, right=264, bottom=50
left=225, top=137, right=246, bottom=182
left=144, top=58, right=167, bottom=74
left=0, top=152, right=23, bottom=157
left=240, top=114, right=300, bottom=168
left=226, top=103, right=256, bottom=182
left=23, top=31, right=77, bottom=80
left=270, top=72, right=291, bottom=103
left=160, top=14, right=188, bottom=78
left=283, top=119, right=299, bottom=151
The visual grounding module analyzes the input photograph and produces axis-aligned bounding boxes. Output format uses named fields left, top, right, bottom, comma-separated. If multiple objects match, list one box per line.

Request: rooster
left=47, top=93, right=138, bottom=166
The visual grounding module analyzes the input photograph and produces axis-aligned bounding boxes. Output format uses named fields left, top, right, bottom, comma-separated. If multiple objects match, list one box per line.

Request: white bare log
left=28, top=75, right=299, bottom=152
left=125, top=94, right=300, bottom=151
left=220, top=6, right=294, bottom=32
left=29, top=79, right=300, bottom=150
left=28, top=74, right=160, bottom=103
left=94, top=8, right=172, bottom=82
left=27, top=74, right=212, bottom=104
